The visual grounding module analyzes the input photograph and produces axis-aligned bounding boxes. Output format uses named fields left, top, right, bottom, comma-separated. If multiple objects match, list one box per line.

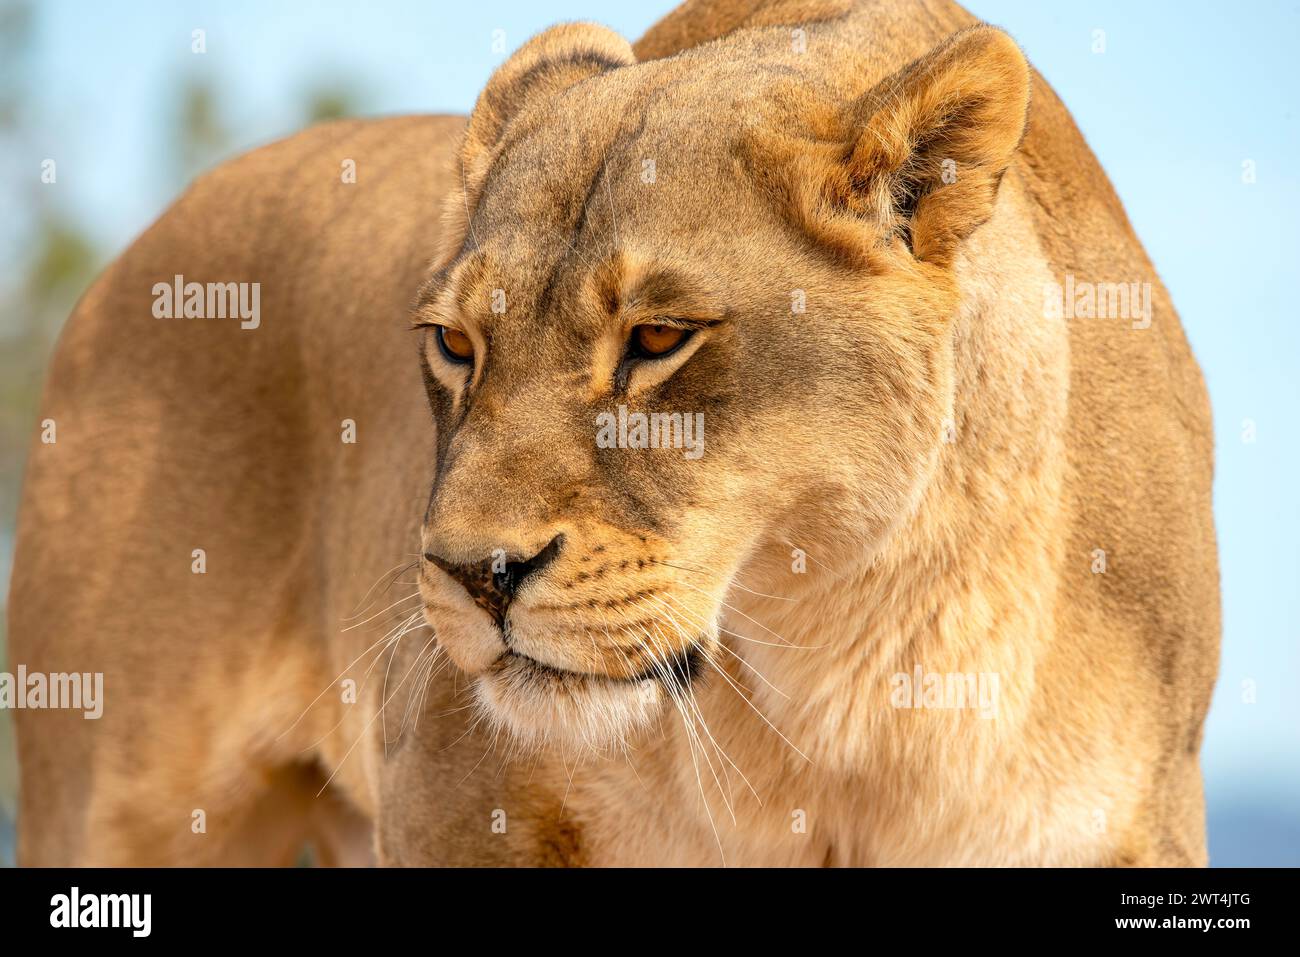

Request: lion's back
left=7, top=115, right=464, bottom=862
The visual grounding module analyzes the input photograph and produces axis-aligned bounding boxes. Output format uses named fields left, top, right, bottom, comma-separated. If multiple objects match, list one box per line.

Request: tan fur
left=9, top=0, right=1218, bottom=867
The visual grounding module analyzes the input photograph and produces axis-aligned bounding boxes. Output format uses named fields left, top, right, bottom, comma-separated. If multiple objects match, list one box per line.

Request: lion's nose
left=424, top=534, right=565, bottom=624
left=495, top=534, right=565, bottom=597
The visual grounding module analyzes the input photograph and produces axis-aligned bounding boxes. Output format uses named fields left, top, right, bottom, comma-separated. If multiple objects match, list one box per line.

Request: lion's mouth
left=494, top=645, right=705, bottom=688
left=469, top=638, right=712, bottom=751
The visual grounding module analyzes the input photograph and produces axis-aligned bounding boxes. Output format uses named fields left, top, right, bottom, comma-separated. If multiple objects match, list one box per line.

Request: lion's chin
left=472, top=653, right=668, bottom=754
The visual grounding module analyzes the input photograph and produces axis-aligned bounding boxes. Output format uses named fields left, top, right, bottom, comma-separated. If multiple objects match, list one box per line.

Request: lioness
left=9, top=0, right=1219, bottom=866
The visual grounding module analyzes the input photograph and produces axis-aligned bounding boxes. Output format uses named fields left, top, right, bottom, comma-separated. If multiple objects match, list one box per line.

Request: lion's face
left=413, top=24, right=1028, bottom=752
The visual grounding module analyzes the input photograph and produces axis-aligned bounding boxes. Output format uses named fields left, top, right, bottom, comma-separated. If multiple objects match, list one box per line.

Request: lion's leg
left=301, top=767, right=375, bottom=867
left=68, top=758, right=372, bottom=867
left=1107, top=757, right=1210, bottom=867
left=368, top=644, right=577, bottom=867
left=10, top=522, right=349, bottom=867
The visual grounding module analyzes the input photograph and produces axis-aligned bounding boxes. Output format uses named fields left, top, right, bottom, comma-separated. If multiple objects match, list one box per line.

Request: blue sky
left=3, top=1, right=1298, bottom=861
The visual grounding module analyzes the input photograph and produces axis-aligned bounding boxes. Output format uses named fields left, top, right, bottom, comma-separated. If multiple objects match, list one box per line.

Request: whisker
left=316, top=629, right=439, bottom=797
left=651, top=559, right=800, bottom=603
left=665, top=577, right=808, bottom=648
left=636, top=593, right=813, bottom=765
left=341, top=590, right=424, bottom=633
left=627, top=616, right=736, bottom=825
left=639, top=607, right=761, bottom=808
left=344, top=558, right=421, bottom=619
left=277, top=608, right=420, bottom=743
left=642, top=593, right=792, bottom=699
left=780, top=541, right=851, bottom=582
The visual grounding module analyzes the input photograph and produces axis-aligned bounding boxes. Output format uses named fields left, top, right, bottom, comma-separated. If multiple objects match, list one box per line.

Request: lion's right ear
left=755, top=26, right=1029, bottom=271
left=845, top=28, right=1029, bottom=268
left=455, top=22, right=635, bottom=206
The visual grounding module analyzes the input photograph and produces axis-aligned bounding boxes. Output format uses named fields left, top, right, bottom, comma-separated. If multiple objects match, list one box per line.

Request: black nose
left=424, top=534, right=564, bottom=624
left=494, top=534, right=564, bottom=597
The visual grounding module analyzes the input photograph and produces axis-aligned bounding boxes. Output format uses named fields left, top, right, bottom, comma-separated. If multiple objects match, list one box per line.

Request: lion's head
left=414, top=21, right=1029, bottom=752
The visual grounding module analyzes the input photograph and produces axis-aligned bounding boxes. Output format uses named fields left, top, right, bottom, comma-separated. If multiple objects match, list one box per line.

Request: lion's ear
left=827, top=27, right=1030, bottom=268
left=458, top=22, right=635, bottom=196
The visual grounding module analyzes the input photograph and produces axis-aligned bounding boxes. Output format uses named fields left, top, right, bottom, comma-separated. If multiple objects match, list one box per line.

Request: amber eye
left=437, top=326, right=474, bottom=364
left=631, top=324, right=689, bottom=359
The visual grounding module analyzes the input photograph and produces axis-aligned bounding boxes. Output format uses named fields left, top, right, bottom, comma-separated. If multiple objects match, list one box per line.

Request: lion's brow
left=411, top=274, right=449, bottom=313
left=621, top=268, right=726, bottom=324
left=411, top=252, right=486, bottom=316
left=626, top=269, right=699, bottom=313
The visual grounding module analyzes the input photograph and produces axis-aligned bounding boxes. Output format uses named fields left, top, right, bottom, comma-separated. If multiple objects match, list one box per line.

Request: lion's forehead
left=442, top=56, right=831, bottom=354
left=468, top=61, right=793, bottom=245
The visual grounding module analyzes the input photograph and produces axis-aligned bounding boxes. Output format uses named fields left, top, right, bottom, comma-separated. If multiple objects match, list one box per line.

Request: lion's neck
left=583, top=183, right=1074, bottom=865
left=750, top=179, right=1066, bottom=742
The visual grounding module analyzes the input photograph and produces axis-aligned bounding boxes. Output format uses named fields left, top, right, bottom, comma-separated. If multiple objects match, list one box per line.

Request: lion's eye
left=437, top=326, right=475, bottom=364
left=631, top=324, right=689, bottom=359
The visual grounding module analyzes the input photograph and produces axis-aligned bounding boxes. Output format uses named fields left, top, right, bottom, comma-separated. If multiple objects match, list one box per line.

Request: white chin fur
left=473, top=662, right=666, bottom=754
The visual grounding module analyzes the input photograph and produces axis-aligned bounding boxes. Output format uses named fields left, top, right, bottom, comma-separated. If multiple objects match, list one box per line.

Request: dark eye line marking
left=637, top=316, right=725, bottom=331
left=612, top=318, right=720, bottom=393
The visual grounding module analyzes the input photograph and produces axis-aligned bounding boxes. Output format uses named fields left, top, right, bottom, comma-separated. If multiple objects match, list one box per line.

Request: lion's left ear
left=830, top=27, right=1030, bottom=267
left=458, top=22, right=635, bottom=199
left=436, top=22, right=634, bottom=266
